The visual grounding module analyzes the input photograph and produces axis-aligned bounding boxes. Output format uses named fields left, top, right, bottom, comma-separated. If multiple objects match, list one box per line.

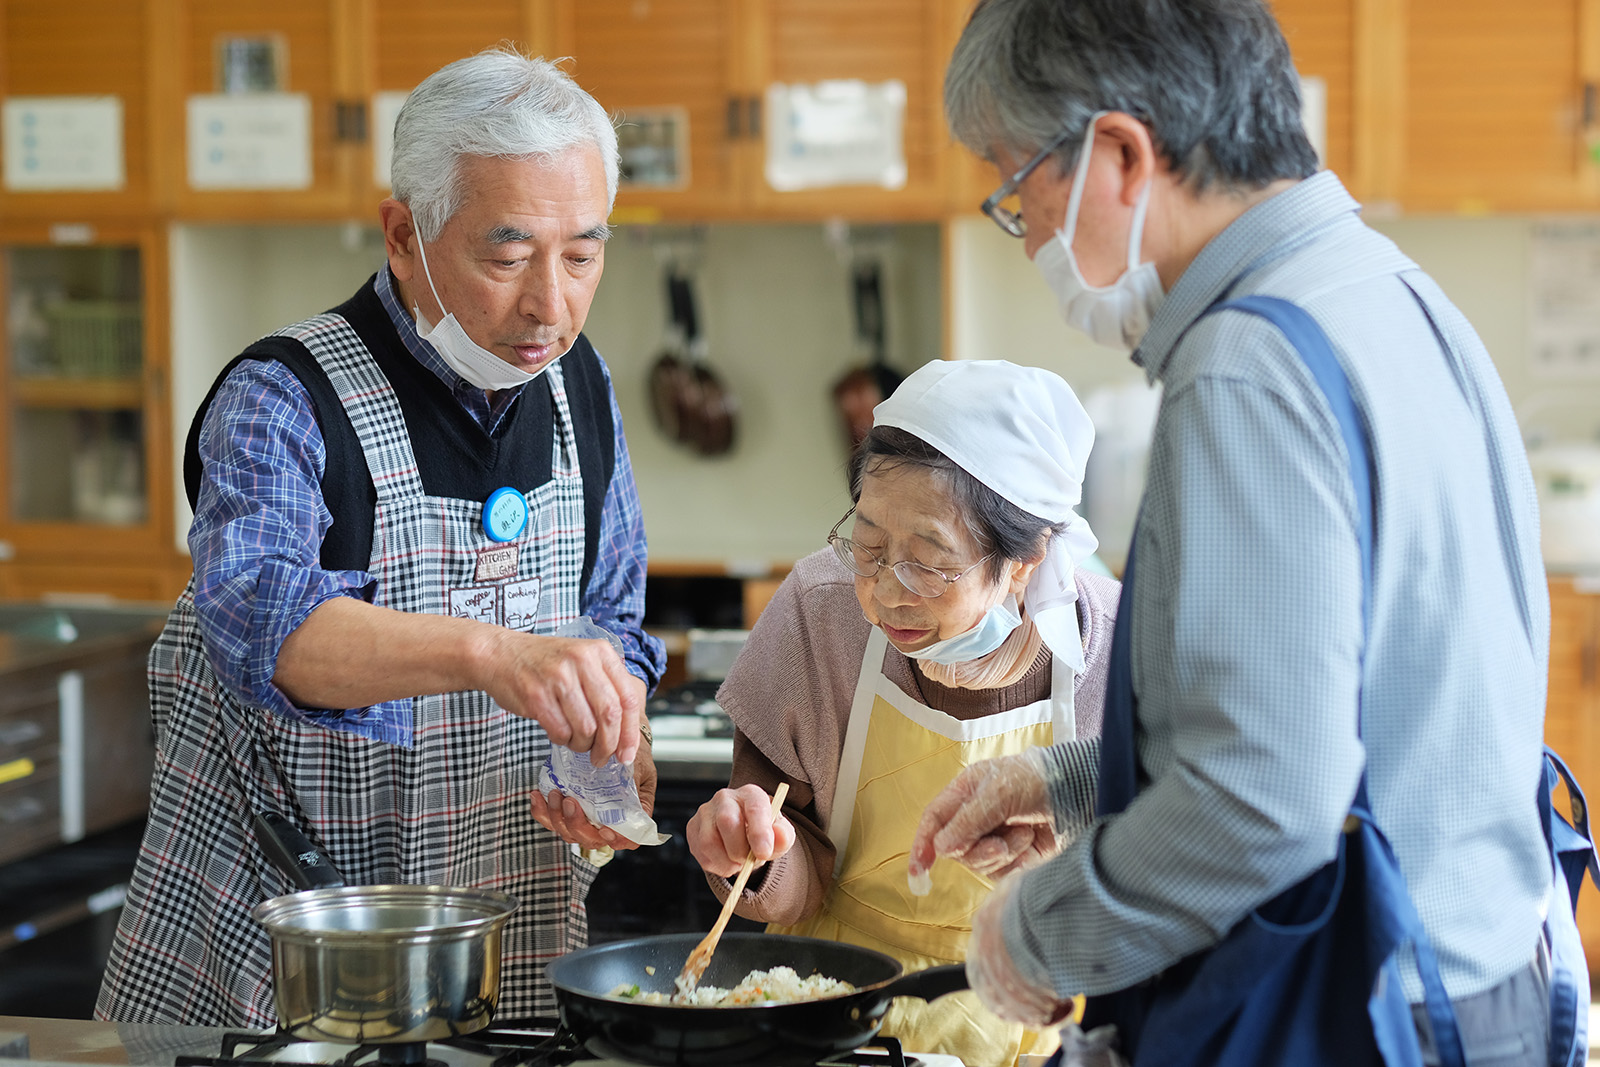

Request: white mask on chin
left=412, top=234, right=563, bottom=392
left=1032, top=112, right=1166, bottom=352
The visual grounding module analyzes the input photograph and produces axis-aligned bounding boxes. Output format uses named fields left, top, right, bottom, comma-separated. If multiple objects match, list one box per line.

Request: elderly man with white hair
left=686, top=358, right=1117, bottom=1065
left=98, top=48, right=664, bottom=1026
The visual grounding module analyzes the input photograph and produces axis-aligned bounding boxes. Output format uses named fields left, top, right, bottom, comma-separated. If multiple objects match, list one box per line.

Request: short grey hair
left=390, top=47, right=620, bottom=241
left=945, top=0, right=1318, bottom=193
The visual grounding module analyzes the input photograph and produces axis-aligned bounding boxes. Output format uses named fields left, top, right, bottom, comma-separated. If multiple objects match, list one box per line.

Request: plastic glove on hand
left=907, top=748, right=1055, bottom=888
left=967, top=871, right=1075, bottom=1028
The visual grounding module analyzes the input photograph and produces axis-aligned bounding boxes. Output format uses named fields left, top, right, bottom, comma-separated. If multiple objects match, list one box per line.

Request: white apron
left=773, top=626, right=1073, bottom=1066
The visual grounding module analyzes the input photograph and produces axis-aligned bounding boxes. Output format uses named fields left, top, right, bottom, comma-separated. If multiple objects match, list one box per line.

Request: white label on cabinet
left=372, top=90, right=410, bottom=189
left=1529, top=223, right=1600, bottom=381
left=764, top=80, right=906, bottom=192
left=1299, top=75, right=1327, bottom=170
left=617, top=106, right=690, bottom=189
left=2, top=96, right=126, bottom=191
left=187, top=93, right=312, bottom=190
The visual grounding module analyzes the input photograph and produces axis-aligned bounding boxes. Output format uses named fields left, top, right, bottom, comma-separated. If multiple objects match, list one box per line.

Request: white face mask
left=412, top=235, right=563, bottom=392
left=1032, top=113, right=1166, bottom=352
left=900, top=595, right=1023, bottom=666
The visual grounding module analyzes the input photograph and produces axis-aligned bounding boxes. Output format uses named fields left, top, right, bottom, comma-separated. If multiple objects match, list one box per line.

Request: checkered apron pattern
left=98, top=313, right=595, bottom=1026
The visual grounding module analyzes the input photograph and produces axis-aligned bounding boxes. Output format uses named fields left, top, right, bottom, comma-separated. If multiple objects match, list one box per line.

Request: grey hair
left=945, top=0, right=1318, bottom=193
left=849, top=427, right=1064, bottom=582
left=390, top=47, right=620, bottom=241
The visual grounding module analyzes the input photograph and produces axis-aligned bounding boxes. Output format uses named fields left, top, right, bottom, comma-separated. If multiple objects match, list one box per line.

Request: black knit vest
left=182, top=275, right=617, bottom=599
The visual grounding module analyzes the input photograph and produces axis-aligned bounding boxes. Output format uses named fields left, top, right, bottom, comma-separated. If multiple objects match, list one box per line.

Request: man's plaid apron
left=97, top=312, right=596, bottom=1025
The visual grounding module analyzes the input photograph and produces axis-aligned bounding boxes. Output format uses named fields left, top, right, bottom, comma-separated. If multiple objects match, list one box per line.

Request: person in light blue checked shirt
left=907, top=1, right=1571, bottom=1064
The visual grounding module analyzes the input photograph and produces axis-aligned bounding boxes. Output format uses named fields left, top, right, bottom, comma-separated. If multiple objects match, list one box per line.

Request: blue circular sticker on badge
left=482, top=487, right=529, bottom=543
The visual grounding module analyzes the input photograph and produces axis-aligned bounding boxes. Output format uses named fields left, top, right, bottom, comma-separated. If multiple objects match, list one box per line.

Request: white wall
left=947, top=212, right=1600, bottom=564
left=168, top=223, right=387, bottom=546
left=949, top=211, right=1600, bottom=437
left=169, top=211, right=1600, bottom=566
left=585, top=223, right=943, bottom=567
left=167, top=221, right=944, bottom=565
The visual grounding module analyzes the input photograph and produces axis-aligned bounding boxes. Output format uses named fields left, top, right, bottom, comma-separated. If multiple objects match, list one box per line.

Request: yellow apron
left=771, top=627, right=1074, bottom=1067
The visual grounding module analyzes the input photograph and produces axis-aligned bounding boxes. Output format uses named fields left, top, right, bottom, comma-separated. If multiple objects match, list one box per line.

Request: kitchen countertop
left=0, top=605, right=165, bottom=677
left=0, top=1015, right=176, bottom=1064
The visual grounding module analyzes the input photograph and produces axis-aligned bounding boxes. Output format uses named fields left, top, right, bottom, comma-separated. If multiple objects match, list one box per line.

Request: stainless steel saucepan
left=251, top=812, right=518, bottom=1044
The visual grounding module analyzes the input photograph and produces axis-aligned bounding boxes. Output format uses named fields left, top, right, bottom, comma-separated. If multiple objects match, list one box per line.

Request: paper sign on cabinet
left=2, top=97, right=125, bottom=192
left=186, top=94, right=312, bottom=190
left=764, top=80, right=906, bottom=192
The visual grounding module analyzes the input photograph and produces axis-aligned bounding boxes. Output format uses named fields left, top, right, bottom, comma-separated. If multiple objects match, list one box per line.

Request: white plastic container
left=1527, top=442, right=1600, bottom=572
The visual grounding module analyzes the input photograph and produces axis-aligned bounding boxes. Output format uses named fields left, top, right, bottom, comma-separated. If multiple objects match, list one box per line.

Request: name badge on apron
left=482, top=486, right=529, bottom=542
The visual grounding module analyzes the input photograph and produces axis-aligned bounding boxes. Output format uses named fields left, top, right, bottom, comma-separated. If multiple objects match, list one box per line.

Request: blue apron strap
left=1095, top=540, right=1140, bottom=817
left=1219, top=296, right=1466, bottom=1067
left=1539, top=746, right=1598, bottom=1067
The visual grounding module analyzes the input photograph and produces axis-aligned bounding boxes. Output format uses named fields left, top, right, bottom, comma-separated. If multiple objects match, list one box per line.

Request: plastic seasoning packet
left=538, top=617, right=670, bottom=859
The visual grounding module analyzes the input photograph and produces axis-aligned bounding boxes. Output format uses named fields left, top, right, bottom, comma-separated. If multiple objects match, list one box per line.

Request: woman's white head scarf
left=870, top=358, right=1099, bottom=672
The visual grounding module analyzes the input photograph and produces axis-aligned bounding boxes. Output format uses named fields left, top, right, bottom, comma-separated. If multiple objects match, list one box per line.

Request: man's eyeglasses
left=827, top=509, right=992, bottom=598
left=979, top=123, right=1080, bottom=238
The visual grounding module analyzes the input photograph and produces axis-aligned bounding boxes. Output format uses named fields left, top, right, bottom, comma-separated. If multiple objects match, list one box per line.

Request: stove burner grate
left=173, top=1025, right=920, bottom=1067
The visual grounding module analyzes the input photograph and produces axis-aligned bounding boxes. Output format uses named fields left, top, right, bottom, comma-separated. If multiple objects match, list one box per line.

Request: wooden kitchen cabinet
left=548, top=0, right=746, bottom=221
left=1279, top=0, right=1600, bottom=213
left=551, top=0, right=970, bottom=222
left=1547, top=576, right=1600, bottom=977
left=1271, top=0, right=1357, bottom=188
left=1274, top=0, right=1600, bottom=213
left=0, top=0, right=169, bottom=220
left=164, top=0, right=367, bottom=220
left=0, top=222, right=188, bottom=603
left=1389, top=0, right=1600, bottom=213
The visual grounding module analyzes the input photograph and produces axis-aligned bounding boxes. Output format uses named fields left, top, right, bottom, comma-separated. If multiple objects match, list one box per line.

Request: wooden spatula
left=674, top=781, right=789, bottom=1000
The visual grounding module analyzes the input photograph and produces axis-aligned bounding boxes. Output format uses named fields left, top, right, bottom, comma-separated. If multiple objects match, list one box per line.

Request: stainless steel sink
left=0, top=603, right=166, bottom=647
left=0, top=601, right=166, bottom=867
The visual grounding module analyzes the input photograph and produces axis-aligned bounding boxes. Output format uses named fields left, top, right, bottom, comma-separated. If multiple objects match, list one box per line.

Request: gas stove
left=0, top=1017, right=966, bottom=1067
left=167, top=1025, right=958, bottom=1067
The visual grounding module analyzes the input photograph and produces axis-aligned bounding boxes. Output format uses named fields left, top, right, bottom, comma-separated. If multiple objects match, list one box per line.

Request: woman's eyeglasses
left=827, top=509, right=991, bottom=598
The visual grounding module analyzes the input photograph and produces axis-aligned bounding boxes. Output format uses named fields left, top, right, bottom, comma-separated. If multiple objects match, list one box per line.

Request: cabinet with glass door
left=0, top=223, right=183, bottom=602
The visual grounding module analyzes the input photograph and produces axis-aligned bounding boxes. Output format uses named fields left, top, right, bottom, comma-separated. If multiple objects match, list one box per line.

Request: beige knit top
left=708, top=546, right=1120, bottom=924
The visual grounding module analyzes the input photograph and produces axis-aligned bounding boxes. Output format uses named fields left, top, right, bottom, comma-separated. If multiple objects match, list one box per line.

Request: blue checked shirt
left=1007, top=172, right=1551, bottom=1003
left=188, top=265, right=665, bottom=746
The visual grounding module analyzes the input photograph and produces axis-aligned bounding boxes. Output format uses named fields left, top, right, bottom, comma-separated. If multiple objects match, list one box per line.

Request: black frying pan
left=546, top=932, right=967, bottom=1066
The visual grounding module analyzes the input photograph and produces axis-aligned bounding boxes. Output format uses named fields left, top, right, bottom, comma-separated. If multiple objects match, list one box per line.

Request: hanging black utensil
left=675, top=272, right=736, bottom=457
left=831, top=261, right=902, bottom=456
left=648, top=269, right=695, bottom=444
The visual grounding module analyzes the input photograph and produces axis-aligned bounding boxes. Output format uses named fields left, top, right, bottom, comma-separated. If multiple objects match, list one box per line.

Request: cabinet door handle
left=335, top=100, right=369, bottom=144
left=726, top=97, right=743, bottom=139
left=1585, top=82, right=1598, bottom=129
left=746, top=95, right=762, bottom=139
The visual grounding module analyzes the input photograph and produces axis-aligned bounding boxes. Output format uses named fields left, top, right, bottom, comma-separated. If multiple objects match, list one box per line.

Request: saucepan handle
left=880, top=963, right=969, bottom=1002
left=254, top=811, right=347, bottom=891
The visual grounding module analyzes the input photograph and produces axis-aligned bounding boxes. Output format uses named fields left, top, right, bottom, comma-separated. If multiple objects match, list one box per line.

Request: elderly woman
left=686, top=359, right=1118, bottom=1064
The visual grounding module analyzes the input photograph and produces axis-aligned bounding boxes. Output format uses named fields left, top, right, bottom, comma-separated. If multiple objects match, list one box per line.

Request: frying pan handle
left=880, top=963, right=969, bottom=1003
left=254, top=811, right=347, bottom=890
